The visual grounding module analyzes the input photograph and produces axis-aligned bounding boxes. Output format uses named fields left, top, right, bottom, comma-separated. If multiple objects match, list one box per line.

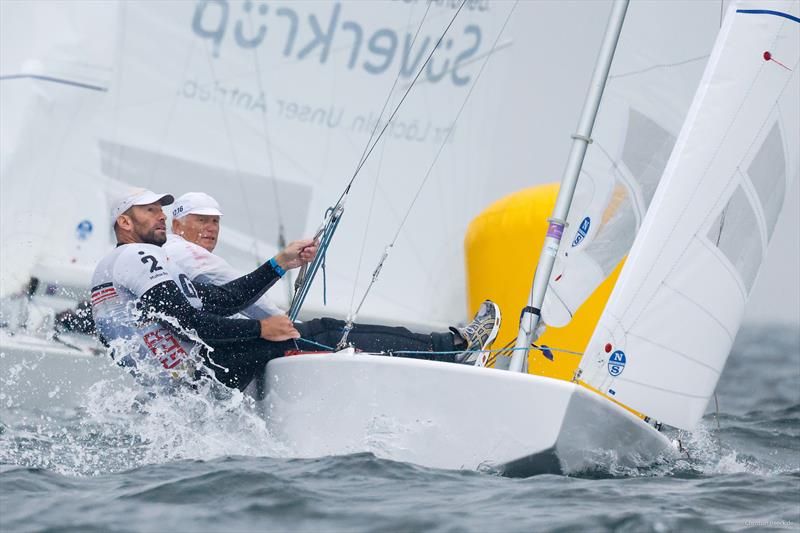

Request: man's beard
left=140, top=228, right=166, bottom=246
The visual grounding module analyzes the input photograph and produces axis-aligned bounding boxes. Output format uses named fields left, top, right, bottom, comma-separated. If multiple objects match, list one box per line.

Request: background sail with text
left=103, top=0, right=646, bottom=329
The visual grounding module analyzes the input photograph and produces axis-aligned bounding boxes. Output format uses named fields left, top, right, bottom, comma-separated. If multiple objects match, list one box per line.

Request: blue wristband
left=269, top=257, right=286, bottom=277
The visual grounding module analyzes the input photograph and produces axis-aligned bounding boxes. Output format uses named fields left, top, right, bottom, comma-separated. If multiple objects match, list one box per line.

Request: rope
left=390, top=346, right=532, bottom=356
left=291, top=337, right=581, bottom=359
left=296, top=337, right=336, bottom=351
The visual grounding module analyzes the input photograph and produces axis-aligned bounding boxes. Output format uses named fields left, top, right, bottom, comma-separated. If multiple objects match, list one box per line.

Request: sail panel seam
left=660, top=280, right=736, bottom=343
left=695, top=234, right=748, bottom=302
left=608, top=55, right=710, bottom=81
left=615, top=374, right=710, bottom=399
left=626, top=330, right=723, bottom=374
left=0, top=74, right=108, bottom=92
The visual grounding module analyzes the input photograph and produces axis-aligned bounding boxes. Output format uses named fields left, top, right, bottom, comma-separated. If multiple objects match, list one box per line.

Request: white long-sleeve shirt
left=163, top=234, right=284, bottom=319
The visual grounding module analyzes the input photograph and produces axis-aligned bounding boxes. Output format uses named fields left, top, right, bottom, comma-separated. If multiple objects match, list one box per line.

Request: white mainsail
left=577, top=0, right=799, bottom=430
left=541, top=0, right=722, bottom=327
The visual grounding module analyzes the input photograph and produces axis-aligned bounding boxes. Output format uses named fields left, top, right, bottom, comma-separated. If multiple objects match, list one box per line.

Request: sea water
left=1, top=325, right=798, bottom=532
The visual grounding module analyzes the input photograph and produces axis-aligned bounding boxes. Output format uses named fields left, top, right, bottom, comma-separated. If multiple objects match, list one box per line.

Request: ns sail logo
left=571, top=217, right=591, bottom=247
left=607, top=350, right=626, bottom=377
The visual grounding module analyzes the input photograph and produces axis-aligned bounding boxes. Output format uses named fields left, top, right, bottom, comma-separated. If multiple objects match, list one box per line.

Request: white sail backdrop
left=1, top=0, right=798, bottom=329
left=96, top=0, right=620, bottom=328
left=578, top=0, right=800, bottom=430
left=0, top=0, right=117, bottom=297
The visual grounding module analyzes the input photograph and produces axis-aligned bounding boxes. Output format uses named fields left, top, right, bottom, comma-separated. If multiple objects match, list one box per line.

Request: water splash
left=0, top=371, right=289, bottom=476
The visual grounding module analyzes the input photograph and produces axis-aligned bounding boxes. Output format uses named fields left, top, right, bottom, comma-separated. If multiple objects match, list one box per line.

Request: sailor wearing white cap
left=171, top=191, right=223, bottom=218
left=89, top=188, right=500, bottom=394
left=164, top=192, right=284, bottom=318
left=110, top=188, right=175, bottom=229
left=91, top=187, right=316, bottom=390
left=162, top=192, right=502, bottom=369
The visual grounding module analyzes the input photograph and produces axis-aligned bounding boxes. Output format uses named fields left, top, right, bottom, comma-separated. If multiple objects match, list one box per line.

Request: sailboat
left=0, top=0, right=796, bottom=478
left=1, top=0, right=668, bottom=407
left=257, top=0, right=800, bottom=475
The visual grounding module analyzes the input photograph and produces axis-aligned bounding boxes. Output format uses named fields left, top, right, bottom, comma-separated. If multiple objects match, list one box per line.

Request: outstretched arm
left=194, top=261, right=281, bottom=316
left=195, top=239, right=318, bottom=316
left=140, top=280, right=261, bottom=343
left=140, top=281, right=301, bottom=343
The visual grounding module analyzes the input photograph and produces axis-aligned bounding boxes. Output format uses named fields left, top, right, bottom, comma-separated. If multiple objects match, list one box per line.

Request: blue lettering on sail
left=608, top=350, right=626, bottom=377
left=191, top=0, right=484, bottom=87
left=571, top=216, right=591, bottom=247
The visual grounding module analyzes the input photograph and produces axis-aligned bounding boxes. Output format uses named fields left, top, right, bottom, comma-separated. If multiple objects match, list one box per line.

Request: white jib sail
left=542, top=0, right=722, bottom=327
left=577, top=0, right=799, bottom=430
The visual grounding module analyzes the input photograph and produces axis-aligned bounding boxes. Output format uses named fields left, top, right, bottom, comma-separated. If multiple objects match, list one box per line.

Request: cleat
left=450, top=300, right=501, bottom=365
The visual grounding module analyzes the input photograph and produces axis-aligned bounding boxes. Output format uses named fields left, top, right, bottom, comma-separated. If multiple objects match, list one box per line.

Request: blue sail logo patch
left=608, top=350, right=626, bottom=377
left=571, top=217, right=591, bottom=247
left=76, top=219, right=93, bottom=241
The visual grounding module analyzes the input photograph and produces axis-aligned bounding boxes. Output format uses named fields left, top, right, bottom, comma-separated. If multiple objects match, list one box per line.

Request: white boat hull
left=0, top=331, right=127, bottom=411
left=261, top=351, right=674, bottom=476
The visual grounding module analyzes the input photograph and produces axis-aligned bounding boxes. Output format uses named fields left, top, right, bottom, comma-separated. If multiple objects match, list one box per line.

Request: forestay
left=577, top=0, right=799, bottom=430
left=542, top=0, right=721, bottom=327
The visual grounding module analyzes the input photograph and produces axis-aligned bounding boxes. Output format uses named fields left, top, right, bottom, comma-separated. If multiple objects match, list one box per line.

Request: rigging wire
left=347, top=1, right=432, bottom=316
left=333, top=0, right=468, bottom=208
left=289, top=0, right=466, bottom=321
left=348, top=135, right=390, bottom=316
left=352, top=1, right=433, bottom=175
left=337, top=0, right=519, bottom=348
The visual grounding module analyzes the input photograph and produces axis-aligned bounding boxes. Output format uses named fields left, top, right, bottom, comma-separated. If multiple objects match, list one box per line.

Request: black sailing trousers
left=204, top=317, right=459, bottom=390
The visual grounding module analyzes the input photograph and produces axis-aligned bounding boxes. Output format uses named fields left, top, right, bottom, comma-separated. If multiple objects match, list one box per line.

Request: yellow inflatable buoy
left=464, top=183, right=623, bottom=382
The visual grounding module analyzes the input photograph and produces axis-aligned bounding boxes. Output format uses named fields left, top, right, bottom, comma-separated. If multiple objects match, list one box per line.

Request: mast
left=508, top=0, right=630, bottom=373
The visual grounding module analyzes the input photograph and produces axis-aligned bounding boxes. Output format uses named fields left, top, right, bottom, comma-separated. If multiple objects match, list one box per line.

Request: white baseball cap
left=111, top=188, right=174, bottom=225
left=171, top=192, right=224, bottom=219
